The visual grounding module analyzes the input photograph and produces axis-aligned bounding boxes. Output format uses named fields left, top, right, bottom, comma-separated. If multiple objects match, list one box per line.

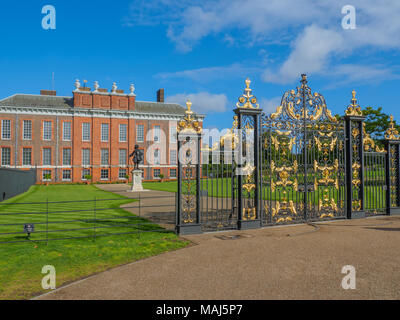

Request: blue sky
left=0, top=0, right=399, bottom=130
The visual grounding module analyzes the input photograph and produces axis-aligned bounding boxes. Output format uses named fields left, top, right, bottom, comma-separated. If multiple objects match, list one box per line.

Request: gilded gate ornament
left=314, top=135, right=337, bottom=159
left=177, top=100, right=202, bottom=134
left=318, top=187, right=337, bottom=218
left=345, top=90, right=363, bottom=116
left=313, top=160, right=339, bottom=191
left=270, top=134, right=295, bottom=155
left=270, top=160, right=299, bottom=192
left=350, top=121, right=363, bottom=211
left=270, top=74, right=336, bottom=122
left=242, top=162, right=256, bottom=220
left=242, top=162, right=256, bottom=193
left=389, top=145, right=399, bottom=207
left=385, top=115, right=400, bottom=140
left=386, top=117, right=400, bottom=208
left=236, top=78, right=259, bottom=109
left=352, top=162, right=361, bottom=187
left=182, top=162, right=195, bottom=224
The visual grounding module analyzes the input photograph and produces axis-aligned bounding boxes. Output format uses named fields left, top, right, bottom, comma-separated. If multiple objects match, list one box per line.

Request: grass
left=143, top=180, right=178, bottom=193
left=143, top=176, right=385, bottom=209
left=0, top=185, right=189, bottom=300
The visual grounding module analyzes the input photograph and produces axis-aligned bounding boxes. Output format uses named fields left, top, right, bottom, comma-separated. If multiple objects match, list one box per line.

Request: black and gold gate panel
left=261, top=74, right=346, bottom=224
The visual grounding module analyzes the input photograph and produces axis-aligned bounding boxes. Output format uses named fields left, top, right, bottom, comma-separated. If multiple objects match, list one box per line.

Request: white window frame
left=42, top=170, right=52, bottom=181
left=101, top=123, right=109, bottom=142
left=119, top=124, right=127, bottom=142
left=153, top=169, right=161, bottom=178
left=170, top=149, right=177, bottom=165
left=43, top=121, right=52, bottom=141
left=42, top=148, right=52, bottom=166
left=82, top=168, right=91, bottom=180
left=23, top=120, right=32, bottom=140
left=82, top=123, right=90, bottom=142
left=1, top=120, right=11, bottom=140
left=136, top=124, right=144, bottom=142
left=119, top=168, right=127, bottom=179
left=170, top=125, right=177, bottom=144
left=1, top=147, right=11, bottom=166
left=119, top=149, right=127, bottom=166
left=100, top=169, right=109, bottom=180
left=63, top=122, right=72, bottom=141
left=154, top=149, right=160, bottom=165
left=63, top=148, right=71, bottom=166
left=154, top=125, right=161, bottom=142
left=62, top=169, right=71, bottom=181
left=101, top=149, right=109, bottom=166
left=82, top=148, right=90, bottom=166
left=22, top=148, right=32, bottom=166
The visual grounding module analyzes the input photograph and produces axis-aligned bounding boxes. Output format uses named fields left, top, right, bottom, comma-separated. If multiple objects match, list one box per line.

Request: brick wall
left=0, top=87, right=189, bottom=183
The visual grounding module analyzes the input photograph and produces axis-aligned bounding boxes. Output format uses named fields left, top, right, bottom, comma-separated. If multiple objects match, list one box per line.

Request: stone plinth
left=128, top=169, right=144, bottom=192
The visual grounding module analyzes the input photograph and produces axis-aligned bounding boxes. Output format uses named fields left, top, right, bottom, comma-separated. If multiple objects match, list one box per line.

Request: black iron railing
left=0, top=194, right=176, bottom=244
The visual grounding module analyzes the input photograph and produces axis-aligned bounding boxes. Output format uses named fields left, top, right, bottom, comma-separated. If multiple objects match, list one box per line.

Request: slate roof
left=0, top=94, right=73, bottom=109
left=0, top=94, right=203, bottom=117
left=135, top=101, right=186, bottom=115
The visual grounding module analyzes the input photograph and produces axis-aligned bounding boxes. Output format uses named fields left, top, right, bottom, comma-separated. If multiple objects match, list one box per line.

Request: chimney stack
left=157, top=88, right=164, bottom=103
left=40, top=90, right=57, bottom=96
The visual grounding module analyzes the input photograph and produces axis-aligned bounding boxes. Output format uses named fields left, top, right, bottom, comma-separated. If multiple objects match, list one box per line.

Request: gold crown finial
left=385, top=114, right=400, bottom=140
left=177, top=99, right=201, bottom=134
left=351, top=90, right=358, bottom=107
left=245, top=78, right=251, bottom=89
left=345, top=89, right=362, bottom=116
left=236, top=78, right=259, bottom=109
left=186, top=99, right=192, bottom=114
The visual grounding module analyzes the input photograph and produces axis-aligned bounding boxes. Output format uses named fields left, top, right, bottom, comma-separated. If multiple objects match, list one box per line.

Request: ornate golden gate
left=175, top=74, right=400, bottom=235
left=260, top=75, right=346, bottom=224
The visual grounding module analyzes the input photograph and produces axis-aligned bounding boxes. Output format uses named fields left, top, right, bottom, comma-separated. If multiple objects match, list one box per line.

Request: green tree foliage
left=363, top=106, right=400, bottom=140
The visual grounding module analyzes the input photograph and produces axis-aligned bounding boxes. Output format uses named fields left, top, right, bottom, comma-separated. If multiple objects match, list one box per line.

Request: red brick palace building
left=0, top=80, right=204, bottom=183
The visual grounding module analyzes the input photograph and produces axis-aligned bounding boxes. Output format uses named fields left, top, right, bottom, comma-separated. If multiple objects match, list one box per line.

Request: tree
left=363, top=106, right=400, bottom=140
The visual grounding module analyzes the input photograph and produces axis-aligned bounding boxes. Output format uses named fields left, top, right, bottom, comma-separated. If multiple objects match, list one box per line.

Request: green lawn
left=143, top=180, right=178, bottom=193
left=144, top=178, right=384, bottom=209
left=144, top=178, right=345, bottom=204
left=0, top=185, right=189, bottom=300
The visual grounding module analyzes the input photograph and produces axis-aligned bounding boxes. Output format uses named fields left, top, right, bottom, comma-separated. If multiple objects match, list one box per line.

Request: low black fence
left=0, top=194, right=176, bottom=244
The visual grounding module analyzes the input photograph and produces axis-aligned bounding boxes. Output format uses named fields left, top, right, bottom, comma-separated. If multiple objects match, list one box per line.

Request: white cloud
left=126, top=0, right=400, bottom=84
left=259, top=97, right=282, bottom=114
left=166, top=92, right=228, bottom=113
left=155, top=63, right=261, bottom=83
left=329, top=64, right=400, bottom=86
left=263, top=25, right=345, bottom=84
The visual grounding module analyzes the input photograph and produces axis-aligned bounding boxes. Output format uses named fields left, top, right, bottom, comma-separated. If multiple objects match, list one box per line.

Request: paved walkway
left=36, top=195, right=400, bottom=299
left=95, top=184, right=176, bottom=230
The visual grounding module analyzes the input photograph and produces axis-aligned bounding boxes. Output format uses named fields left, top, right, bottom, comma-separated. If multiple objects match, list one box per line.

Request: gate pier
left=234, top=87, right=263, bottom=230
